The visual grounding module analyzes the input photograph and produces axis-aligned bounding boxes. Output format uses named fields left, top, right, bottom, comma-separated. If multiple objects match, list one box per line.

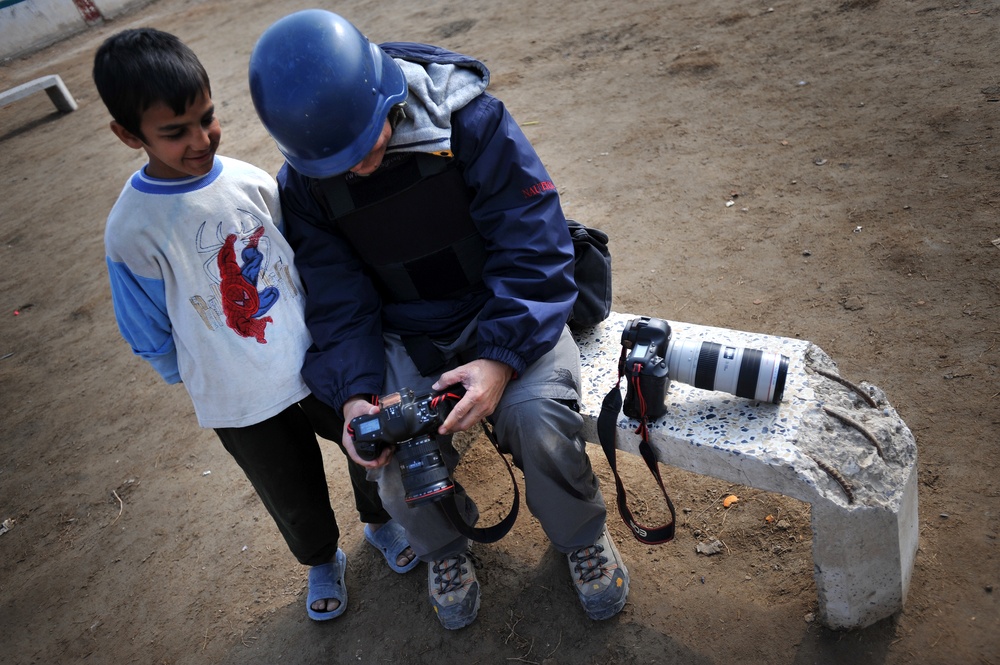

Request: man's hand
left=342, top=396, right=393, bottom=469
left=433, top=359, right=514, bottom=434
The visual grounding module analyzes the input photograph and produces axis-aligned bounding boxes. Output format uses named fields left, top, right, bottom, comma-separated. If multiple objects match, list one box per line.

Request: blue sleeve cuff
left=106, top=257, right=180, bottom=382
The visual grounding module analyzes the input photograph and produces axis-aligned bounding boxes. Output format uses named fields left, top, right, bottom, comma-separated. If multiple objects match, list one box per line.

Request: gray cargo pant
left=369, top=323, right=607, bottom=562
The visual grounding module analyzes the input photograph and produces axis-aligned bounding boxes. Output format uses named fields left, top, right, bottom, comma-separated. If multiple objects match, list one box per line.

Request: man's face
left=114, top=88, right=221, bottom=180
left=349, top=119, right=392, bottom=176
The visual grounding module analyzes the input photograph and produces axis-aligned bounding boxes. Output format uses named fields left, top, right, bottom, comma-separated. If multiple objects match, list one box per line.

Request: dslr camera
left=621, top=316, right=789, bottom=420
left=350, top=387, right=463, bottom=506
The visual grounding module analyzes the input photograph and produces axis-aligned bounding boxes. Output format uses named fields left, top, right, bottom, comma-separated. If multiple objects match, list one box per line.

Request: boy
left=92, top=27, right=416, bottom=622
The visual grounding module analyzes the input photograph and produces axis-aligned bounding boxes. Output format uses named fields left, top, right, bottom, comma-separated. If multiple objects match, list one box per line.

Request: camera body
left=620, top=316, right=790, bottom=420
left=350, top=387, right=459, bottom=506
left=352, top=388, right=445, bottom=461
left=621, top=317, right=672, bottom=420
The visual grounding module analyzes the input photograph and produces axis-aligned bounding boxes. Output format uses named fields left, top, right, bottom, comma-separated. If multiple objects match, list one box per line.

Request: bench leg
left=43, top=77, right=77, bottom=113
left=810, top=464, right=919, bottom=629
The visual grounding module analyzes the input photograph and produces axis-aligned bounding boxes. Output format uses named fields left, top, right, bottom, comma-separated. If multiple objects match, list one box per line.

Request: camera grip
left=623, top=362, right=669, bottom=420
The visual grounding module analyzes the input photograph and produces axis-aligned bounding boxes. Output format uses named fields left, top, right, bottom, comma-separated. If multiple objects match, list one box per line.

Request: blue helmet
left=248, top=10, right=407, bottom=178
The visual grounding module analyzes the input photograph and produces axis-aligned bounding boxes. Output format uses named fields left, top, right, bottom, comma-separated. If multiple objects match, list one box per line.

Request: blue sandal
left=365, top=520, right=419, bottom=574
left=307, top=548, right=347, bottom=621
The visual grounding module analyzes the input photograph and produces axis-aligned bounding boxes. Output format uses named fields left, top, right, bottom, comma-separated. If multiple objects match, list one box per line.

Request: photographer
left=249, top=10, right=629, bottom=630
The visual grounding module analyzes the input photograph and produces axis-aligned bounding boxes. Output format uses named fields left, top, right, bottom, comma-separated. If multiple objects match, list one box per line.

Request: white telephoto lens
left=665, top=338, right=788, bottom=403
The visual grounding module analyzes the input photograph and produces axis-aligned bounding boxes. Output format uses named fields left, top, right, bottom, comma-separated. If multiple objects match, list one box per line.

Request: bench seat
left=573, top=312, right=919, bottom=629
left=0, top=74, right=77, bottom=113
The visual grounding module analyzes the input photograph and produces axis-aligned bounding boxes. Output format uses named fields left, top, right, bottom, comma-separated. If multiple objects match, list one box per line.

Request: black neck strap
left=597, top=347, right=677, bottom=545
left=441, top=421, right=519, bottom=544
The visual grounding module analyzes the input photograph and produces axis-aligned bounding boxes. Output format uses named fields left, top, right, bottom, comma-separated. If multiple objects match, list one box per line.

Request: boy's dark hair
left=93, top=28, right=211, bottom=142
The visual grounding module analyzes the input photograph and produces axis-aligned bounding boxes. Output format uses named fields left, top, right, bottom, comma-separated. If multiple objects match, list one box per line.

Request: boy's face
left=111, top=88, right=221, bottom=179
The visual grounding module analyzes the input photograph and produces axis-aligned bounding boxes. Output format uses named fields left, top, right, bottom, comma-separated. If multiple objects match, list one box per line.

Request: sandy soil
left=1, top=0, right=997, bottom=663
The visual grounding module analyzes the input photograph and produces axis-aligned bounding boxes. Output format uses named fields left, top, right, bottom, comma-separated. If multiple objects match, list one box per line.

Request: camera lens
left=395, top=435, right=455, bottom=506
left=665, top=338, right=789, bottom=403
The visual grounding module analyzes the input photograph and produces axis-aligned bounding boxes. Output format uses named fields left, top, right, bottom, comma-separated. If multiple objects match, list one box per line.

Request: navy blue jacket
left=277, top=43, right=576, bottom=411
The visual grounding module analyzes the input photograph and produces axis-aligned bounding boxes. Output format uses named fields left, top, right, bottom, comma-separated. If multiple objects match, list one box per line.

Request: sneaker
left=428, top=551, right=481, bottom=630
left=568, top=527, right=629, bottom=620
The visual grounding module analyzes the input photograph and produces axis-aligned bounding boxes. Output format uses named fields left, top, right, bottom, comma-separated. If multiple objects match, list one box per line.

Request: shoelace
left=570, top=543, right=609, bottom=583
left=433, top=552, right=473, bottom=594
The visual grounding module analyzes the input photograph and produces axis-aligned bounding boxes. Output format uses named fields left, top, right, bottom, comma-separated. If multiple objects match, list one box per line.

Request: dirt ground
left=1, top=0, right=997, bottom=663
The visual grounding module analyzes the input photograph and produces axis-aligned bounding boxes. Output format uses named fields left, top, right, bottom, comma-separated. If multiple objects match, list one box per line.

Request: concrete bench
left=572, top=311, right=918, bottom=630
left=0, top=74, right=78, bottom=113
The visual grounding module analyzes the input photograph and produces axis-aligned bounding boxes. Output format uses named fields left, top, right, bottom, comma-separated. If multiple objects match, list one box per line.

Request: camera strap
left=440, top=421, right=520, bottom=544
left=597, top=347, right=677, bottom=545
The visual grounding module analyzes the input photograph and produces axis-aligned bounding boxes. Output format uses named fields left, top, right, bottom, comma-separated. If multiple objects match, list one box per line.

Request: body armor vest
left=310, top=153, right=486, bottom=303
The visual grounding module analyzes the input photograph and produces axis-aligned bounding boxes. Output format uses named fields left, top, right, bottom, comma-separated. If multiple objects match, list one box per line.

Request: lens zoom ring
left=736, top=348, right=763, bottom=400
left=694, top=342, right=720, bottom=391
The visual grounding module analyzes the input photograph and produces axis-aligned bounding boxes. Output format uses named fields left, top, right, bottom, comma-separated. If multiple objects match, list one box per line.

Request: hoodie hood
left=379, top=42, right=491, bottom=156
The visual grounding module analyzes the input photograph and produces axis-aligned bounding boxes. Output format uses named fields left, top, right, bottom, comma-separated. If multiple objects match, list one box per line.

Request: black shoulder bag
left=567, top=219, right=612, bottom=329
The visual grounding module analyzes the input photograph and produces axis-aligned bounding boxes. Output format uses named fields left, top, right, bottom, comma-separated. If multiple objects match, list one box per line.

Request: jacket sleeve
left=451, top=93, right=577, bottom=375
left=277, top=164, right=386, bottom=410
left=105, top=257, right=180, bottom=383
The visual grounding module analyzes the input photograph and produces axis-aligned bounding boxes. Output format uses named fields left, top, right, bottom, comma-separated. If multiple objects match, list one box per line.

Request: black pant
left=215, top=394, right=389, bottom=566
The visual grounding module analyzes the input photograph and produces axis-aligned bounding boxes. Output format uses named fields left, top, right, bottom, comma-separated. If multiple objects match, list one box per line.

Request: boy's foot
left=365, top=520, right=419, bottom=573
left=307, top=548, right=348, bottom=620
left=428, top=551, right=480, bottom=629
left=568, top=527, right=629, bottom=620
